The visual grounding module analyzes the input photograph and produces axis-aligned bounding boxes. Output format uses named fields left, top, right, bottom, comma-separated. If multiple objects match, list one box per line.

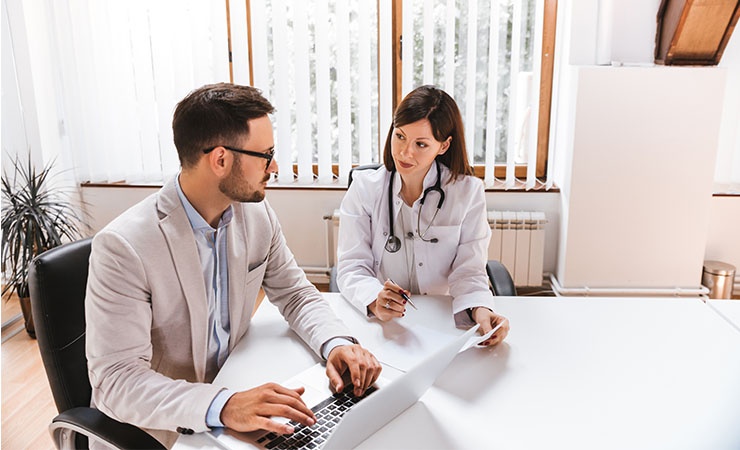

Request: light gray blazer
left=85, top=178, right=351, bottom=448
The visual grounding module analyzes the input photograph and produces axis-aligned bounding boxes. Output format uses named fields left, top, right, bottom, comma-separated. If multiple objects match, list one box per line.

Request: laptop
left=206, top=325, right=481, bottom=450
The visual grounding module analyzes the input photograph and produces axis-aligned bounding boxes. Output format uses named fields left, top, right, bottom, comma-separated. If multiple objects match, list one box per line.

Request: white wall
left=549, top=0, right=739, bottom=294
left=594, top=0, right=662, bottom=65
left=555, top=66, right=725, bottom=291
left=716, top=14, right=740, bottom=185
left=80, top=186, right=562, bottom=282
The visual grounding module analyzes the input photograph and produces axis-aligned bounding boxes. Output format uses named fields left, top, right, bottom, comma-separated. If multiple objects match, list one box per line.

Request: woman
left=337, top=85, right=509, bottom=347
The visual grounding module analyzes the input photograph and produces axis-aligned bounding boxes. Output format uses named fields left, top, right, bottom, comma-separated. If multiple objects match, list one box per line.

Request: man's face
left=219, top=115, right=277, bottom=203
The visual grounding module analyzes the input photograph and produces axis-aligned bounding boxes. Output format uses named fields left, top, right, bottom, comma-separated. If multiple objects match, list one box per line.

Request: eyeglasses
left=203, top=146, right=275, bottom=170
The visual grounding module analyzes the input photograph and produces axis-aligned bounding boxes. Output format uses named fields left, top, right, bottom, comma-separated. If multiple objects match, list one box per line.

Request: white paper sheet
left=373, top=324, right=497, bottom=372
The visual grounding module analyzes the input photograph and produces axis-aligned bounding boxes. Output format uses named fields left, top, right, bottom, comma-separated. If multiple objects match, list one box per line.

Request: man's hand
left=326, top=344, right=382, bottom=397
left=220, top=383, right=316, bottom=435
left=472, top=308, right=510, bottom=347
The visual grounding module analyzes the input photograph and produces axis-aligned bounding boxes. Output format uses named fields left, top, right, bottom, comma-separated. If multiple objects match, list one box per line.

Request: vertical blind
left=44, top=0, right=229, bottom=184
left=33, top=0, right=549, bottom=188
left=401, top=0, right=546, bottom=189
left=232, top=0, right=381, bottom=185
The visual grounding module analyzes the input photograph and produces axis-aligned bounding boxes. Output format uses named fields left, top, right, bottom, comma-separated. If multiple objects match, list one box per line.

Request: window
left=235, top=0, right=556, bottom=188
left=400, top=0, right=554, bottom=188
left=235, top=0, right=381, bottom=185
left=31, top=0, right=555, bottom=188
left=38, top=0, right=230, bottom=184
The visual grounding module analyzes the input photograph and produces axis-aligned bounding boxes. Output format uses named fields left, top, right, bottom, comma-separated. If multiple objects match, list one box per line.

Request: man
left=86, top=83, right=382, bottom=448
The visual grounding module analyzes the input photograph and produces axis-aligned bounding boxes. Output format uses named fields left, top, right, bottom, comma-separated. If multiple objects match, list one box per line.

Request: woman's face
left=391, top=119, right=450, bottom=180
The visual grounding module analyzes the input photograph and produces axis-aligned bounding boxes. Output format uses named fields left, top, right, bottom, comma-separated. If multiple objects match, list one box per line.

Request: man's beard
left=218, top=157, right=270, bottom=203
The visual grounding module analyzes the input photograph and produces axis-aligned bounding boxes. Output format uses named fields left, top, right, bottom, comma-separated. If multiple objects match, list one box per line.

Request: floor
left=1, top=295, right=56, bottom=450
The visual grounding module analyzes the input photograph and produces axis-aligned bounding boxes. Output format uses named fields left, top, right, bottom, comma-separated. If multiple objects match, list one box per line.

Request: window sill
left=81, top=180, right=562, bottom=193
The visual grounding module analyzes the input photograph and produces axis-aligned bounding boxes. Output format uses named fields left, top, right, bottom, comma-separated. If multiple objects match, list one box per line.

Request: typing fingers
left=348, top=348, right=382, bottom=397
left=325, top=360, right=345, bottom=393
left=221, top=383, right=316, bottom=434
left=356, top=356, right=382, bottom=396
left=326, top=345, right=382, bottom=397
left=270, top=386, right=316, bottom=423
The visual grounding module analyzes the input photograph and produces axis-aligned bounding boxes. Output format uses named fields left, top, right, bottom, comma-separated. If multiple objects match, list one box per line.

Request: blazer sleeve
left=259, top=201, right=355, bottom=355
left=86, top=230, right=223, bottom=435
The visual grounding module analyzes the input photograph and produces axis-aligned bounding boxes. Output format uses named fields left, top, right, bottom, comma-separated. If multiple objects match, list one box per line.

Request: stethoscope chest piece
left=384, top=235, right=402, bottom=253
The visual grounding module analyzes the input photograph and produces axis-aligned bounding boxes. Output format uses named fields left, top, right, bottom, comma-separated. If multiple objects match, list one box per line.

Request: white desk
left=175, top=295, right=740, bottom=450
left=709, top=299, right=740, bottom=333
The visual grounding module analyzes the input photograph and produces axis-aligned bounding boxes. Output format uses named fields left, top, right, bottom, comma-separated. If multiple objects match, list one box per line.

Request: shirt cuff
left=321, top=336, right=356, bottom=360
left=206, top=388, right=236, bottom=428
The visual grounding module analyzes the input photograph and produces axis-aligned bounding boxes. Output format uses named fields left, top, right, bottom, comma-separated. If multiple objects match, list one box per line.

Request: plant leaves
left=1, top=155, right=88, bottom=298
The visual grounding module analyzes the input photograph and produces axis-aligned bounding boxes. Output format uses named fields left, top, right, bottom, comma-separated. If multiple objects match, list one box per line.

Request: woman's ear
left=438, top=137, right=452, bottom=155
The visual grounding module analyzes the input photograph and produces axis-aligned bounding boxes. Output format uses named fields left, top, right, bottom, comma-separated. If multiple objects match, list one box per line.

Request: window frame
left=235, top=0, right=558, bottom=183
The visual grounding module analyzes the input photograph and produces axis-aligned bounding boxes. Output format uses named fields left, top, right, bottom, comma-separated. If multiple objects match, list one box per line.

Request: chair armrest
left=486, top=260, right=517, bottom=296
left=50, top=407, right=165, bottom=450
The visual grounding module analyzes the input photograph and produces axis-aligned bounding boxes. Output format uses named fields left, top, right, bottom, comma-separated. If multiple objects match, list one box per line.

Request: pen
left=388, top=278, right=417, bottom=310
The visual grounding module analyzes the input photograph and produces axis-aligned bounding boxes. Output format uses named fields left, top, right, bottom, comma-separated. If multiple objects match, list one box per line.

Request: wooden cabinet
left=655, top=0, right=740, bottom=65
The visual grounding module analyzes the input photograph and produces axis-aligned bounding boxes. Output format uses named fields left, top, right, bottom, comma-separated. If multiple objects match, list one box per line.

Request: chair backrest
left=29, top=237, right=94, bottom=414
left=348, top=163, right=383, bottom=188
left=486, top=260, right=517, bottom=296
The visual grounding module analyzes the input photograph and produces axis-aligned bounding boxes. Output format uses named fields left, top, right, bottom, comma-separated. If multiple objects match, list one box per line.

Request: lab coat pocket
left=422, top=225, right=461, bottom=270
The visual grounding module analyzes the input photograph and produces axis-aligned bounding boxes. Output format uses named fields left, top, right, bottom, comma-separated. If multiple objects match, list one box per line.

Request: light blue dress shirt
left=175, top=177, right=234, bottom=427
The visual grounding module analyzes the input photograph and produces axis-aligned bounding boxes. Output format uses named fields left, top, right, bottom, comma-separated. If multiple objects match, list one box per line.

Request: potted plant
left=2, top=156, right=87, bottom=337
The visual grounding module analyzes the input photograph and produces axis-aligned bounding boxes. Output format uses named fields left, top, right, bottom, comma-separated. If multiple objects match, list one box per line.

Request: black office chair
left=486, top=260, right=517, bottom=296
left=329, top=164, right=517, bottom=296
left=29, top=238, right=164, bottom=450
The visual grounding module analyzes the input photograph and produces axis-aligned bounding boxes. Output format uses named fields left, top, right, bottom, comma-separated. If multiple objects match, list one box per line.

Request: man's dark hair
left=172, top=83, right=275, bottom=168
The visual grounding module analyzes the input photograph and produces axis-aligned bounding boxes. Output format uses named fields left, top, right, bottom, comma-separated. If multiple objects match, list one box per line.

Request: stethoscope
left=384, top=160, right=446, bottom=253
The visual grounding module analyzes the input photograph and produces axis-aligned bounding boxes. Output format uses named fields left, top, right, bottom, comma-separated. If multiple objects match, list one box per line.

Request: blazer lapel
left=157, top=180, right=210, bottom=382
left=227, top=207, right=248, bottom=350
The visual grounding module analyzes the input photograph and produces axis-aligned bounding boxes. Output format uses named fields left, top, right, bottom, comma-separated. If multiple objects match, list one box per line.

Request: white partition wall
left=553, top=66, right=727, bottom=295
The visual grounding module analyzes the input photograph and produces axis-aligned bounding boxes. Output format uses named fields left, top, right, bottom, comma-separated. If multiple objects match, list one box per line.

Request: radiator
left=488, top=211, right=547, bottom=287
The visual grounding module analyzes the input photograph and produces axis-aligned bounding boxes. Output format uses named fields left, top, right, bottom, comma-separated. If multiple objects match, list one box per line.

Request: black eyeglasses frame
left=203, top=146, right=275, bottom=169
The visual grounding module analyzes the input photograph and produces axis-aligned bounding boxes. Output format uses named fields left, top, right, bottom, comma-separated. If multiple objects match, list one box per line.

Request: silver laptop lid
left=322, top=325, right=480, bottom=450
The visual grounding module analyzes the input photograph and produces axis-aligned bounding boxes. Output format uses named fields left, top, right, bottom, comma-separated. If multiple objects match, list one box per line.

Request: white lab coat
left=337, top=162, right=497, bottom=325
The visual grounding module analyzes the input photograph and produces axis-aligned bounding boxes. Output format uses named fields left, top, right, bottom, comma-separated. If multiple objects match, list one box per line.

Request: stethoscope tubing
left=384, top=160, right=445, bottom=253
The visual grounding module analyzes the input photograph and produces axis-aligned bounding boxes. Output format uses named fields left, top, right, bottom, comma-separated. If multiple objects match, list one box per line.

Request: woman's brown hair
left=383, top=85, right=473, bottom=181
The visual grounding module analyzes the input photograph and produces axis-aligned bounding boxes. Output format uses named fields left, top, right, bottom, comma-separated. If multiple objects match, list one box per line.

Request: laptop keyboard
left=258, top=384, right=377, bottom=450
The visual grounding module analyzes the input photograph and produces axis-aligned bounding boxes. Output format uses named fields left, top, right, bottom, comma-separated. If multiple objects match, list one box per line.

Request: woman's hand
left=368, top=279, right=409, bottom=321
left=472, top=307, right=510, bottom=346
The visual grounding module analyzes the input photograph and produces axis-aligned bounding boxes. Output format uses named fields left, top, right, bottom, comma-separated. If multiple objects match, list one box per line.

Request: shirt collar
left=175, top=173, right=233, bottom=231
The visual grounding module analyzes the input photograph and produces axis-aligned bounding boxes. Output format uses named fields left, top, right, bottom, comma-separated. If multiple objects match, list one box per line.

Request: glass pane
left=260, top=0, right=380, bottom=169
left=407, top=0, right=537, bottom=166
